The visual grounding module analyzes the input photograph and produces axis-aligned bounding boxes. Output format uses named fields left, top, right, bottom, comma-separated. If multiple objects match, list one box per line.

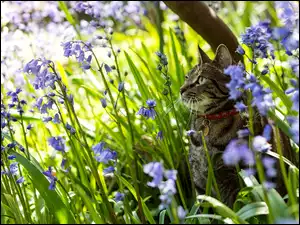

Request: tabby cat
left=180, top=44, right=297, bottom=207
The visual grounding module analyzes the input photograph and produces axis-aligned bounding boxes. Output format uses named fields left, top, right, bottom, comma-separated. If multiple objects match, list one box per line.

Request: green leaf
left=159, top=209, right=166, bottom=224
left=185, top=214, right=233, bottom=223
left=1, top=195, right=24, bottom=224
left=117, top=175, right=137, bottom=200
left=73, top=184, right=104, bottom=224
left=236, top=202, right=269, bottom=220
left=7, top=150, right=76, bottom=224
left=196, top=195, right=247, bottom=224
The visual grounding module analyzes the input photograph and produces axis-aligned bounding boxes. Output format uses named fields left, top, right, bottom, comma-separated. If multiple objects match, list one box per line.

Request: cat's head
left=180, top=44, right=234, bottom=114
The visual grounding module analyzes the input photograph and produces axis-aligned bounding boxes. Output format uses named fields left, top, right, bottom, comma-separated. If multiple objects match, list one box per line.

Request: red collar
left=197, top=108, right=239, bottom=120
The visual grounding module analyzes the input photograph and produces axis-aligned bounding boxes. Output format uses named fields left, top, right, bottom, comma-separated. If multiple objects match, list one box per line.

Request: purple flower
left=263, top=181, right=275, bottom=190
left=137, top=99, right=157, bottom=120
left=252, top=136, right=272, bottom=152
left=16, top=176, right=25, bottom=184
left=92, top=142, right=105, bottom=154
left=236, top=45, right=245, bottom=55
left=43, top=166, right=57, bottom=190
left=235, top=101, right=247, bottom=112
left=95, top=149, right=117, bottom=164
left=223, top=139, right=255, bottom=166
left=262, top=156, right=277, bottom=178
left=66, top=123, right=76, bottom=135
left=263, top=124, right=272, bottom=141
left=42, top=116, right=52, bottom=123
left=114, top=192, right=125, bottom=202
left=9, top=162, right=18, bottom=176
left=103, top=166, right=115, bottom=174
left=156, top=131, right=163, bottom=140
left=143, top=162, right=164, bottom=188
left=48, top=136, right=65, bottom=152
left=287, top=116, right=299, bottom=144
left=104, top=64, right=112, bottom=73
left=8, top=155, right=16, bottom=160
left=224, top=65, right=245, bottom=100
left=177, top=206, right=187, bottom=220
left=100, top=98, right=107, bottom=108
left=237, top=129, right=250, bottom=138
left=26, top=124, right=33, bottom=130
left=187, top=129, right=196, bottom=136
left=164, top=169, right=177, bottom=180
left=52, top=113, right=60, bottom=124
left=118, top=81, right=124, bottom=92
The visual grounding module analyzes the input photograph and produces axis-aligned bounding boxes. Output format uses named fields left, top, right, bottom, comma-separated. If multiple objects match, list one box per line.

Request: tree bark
left=164, top=1, right=242, bottom=63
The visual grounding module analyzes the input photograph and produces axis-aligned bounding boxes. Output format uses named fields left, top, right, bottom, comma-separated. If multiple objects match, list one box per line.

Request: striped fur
left=180, top=44, right=297, bottom=207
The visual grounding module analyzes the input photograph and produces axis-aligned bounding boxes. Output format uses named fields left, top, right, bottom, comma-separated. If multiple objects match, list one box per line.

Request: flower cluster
left=43, top=166, right=57, bottom=190
left=156, top=52, right=171, bottom=95
left=224, top=64, right=246, bottom=100
left=24, top=58, right=58, bottom=90
left=62, top=41, right=93, bottom=70
left=48, top=136, right=66, bottom=153
left=136, top=99, right=157, bottom=120
left=143, top=161, right=178, bottom=210
left=240, top=20, right=273, bottom=59
left=92, top=141, right=117, bottom=174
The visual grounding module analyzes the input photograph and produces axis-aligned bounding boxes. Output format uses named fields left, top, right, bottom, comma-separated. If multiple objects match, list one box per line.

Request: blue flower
left=262, top=156, right=277, bottom=178
left=9, top=162, right=18, bottom=176
left=237, top=129, right=250, bottom=138
left=26, top=124, right=33, bottom=130
left=42, top=116, right=52, bottom=123
left=104, top=64, right=112, bottom=73
left=16, top=176, right=25, bottom=184
left=224, top=65, right=245, bottom=100
left=235, top=101, right=247, bottom=112
left=92, top=142, right=106, bottom=154
left=118, top=81, right=124, bottom=92
left=263, top=124, right=272, bottom=141
left=263, top=181, right=275, bottom=190
left=187, top=129, right=196, bottom=136
left=287, top=116, right=299, bottom=144
left=114, top=192, right=125, bottom=202
left=177, top=206, right=187, bottom=221
left=252, top=136, right=272, bottom=152
left=43, top=167, right=57, bottom=190
left=8, top=155, right=16, bottom=160
left=66, top=123, right=76, bottom=135
left=137, top=99, right=157, bottom=120
left=236, top=45, right=245, bottom=55
left=143, top=162, right=164, bottom=188
left=164, top=169, right=177, bottom=181
left=100, top=98, right=107, bottom=108
left=52, top=113, right=61, bottom=124
left=156, top=131, right=163, bottom=140
left=103, top=166, right=115, bottom=174
left=48, top=136, right=65, bottom=152
left=95, top=149, right=117, bottom=164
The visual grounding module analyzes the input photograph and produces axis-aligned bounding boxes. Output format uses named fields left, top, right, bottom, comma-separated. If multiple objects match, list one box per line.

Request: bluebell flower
left=263, top=181, right=275, bottom=190
left=236, top=45, right=245, bottom=55
left=100, top=98, right=107, bottom=108
left=177, top=206, right=187, bottom=221
left=156, top=131, right=163, bottom=140
left=95, top=149, right=117, bottom=164
left=224, top=65, right=245, bottom=100
left=187, top=129, right=196, bottom=136
left=240, top=20, right=274, bottom=58
left=244, top=168, right=256, bottom=177
left=262, top=157, right=277, bottom=178
left=164, top=169, right=177, bottom=180
left=114, top=192, right=125, bottom=202
left=61, top=158, right=70, bottom=173
left=287, top=116, right=299, bottom=144
left=118, top=81, right=124, bottom=92
left=43, top=116, right=52, bottom=123
left=156, top=51, right=168, bottom=66
left=9, top=162, right=18, bottom=176
left=263, top=124, right=272, bottom=141
left=8, top=155, right=16, bottom=160
left=48, top=136, right=65, bottom=152
left=52, top=113, right=60, bottom=124
left=92, top=142, right=106, bottom=154
left=252, top=136, right=272, bottom=152
left=43, top=167, right=57, bottom=190
left=16, top=176, right=25, bottom=184
left=143, top=162, right=164, bottom=188
left=237, top=128, right=250, bottom=138
left=7, top=142, right=16, bottom=149
left=103, top=166, right=115, bottom=174
left=66, top=123, right=76, bottom=135
left=104, top=64, right=112, bottom=73
left=223, top=139, right=255, bottom=166
left=235, top=101, right=247, bottom=112
left=137, top=99, right=157, bottom=120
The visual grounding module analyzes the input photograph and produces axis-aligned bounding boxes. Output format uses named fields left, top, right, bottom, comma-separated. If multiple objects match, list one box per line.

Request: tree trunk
left=163, top=1, right=242, bottom=63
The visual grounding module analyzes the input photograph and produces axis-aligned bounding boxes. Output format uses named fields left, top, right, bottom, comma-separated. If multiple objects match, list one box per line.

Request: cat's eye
left=185, top=75, right=189, bottom=79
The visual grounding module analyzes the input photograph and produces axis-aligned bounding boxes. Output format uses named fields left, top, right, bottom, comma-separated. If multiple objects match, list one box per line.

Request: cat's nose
left=180, top=86, right=188, bottom=95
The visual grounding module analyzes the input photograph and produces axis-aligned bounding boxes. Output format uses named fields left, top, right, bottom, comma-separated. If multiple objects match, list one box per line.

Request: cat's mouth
left=181, top=93, right=212, bottom=113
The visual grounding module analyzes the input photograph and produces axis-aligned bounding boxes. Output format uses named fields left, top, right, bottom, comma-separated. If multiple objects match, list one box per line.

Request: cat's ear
left=198, top=45, right=211, bottom=66
left=213, top=44, right=232, bottom=68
